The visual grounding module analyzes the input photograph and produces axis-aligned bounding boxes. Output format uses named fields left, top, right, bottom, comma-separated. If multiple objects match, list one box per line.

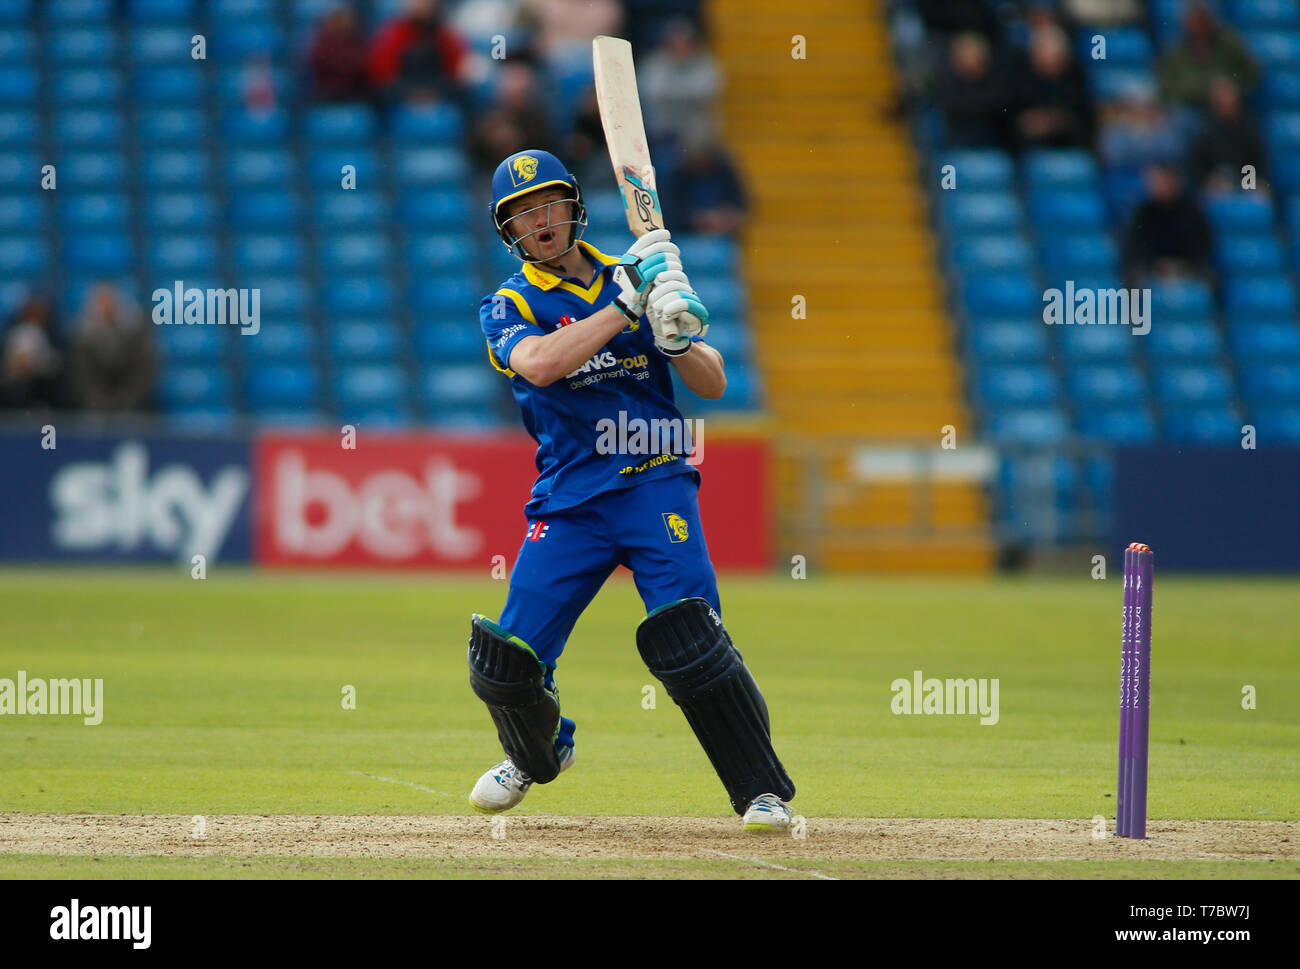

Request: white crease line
left=704, top=849, right=839, bottom=880
left=350, top=771, right=459, bottom=799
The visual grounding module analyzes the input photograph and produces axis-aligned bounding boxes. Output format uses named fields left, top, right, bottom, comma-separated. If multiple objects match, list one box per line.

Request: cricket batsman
left=466, top=149, right=796, bottom=831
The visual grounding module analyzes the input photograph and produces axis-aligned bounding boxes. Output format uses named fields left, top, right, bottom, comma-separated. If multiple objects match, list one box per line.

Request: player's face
left=505, top=189, right=574, bottom=262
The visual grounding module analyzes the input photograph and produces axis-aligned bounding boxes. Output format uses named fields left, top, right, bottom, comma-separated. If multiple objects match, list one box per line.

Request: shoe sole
left=742, top=820, right=790, bottom=833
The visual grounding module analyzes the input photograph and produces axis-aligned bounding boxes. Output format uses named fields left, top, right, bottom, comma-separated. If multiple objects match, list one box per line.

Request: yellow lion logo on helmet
left=512, top=155, right=539, bottom=185
left=663, top=513, right=689, bottom=543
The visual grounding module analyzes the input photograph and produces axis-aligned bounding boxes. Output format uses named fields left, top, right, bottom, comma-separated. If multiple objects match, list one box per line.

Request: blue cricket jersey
left=479, top=240, right=698, bottom=516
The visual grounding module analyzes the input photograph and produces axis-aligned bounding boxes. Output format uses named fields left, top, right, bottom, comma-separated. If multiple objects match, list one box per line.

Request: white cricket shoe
left=742, top=793, right=793, bottom=833
left=469, top=745, right=574, bottom=814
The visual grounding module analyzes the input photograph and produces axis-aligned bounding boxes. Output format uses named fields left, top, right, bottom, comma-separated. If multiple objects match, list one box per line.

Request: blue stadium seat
left=1087, top=65, right=1156, bottom=101
left=128, top=0, right=196, bottom=22
left=409, top=277, right=480, bottom=316
left=1224, top=276, right=1297, bottom=315
left=1228, top=0, right=1300, bottom=26
left=1154, top=364, right=1233, bottom=404
left=959, top=272, right=1040, bottom=316
left=142, top=151, right=211, bottom=186
left=1040, top=233, right=1119, bottom=276
left=985, top=407, right=1070, bottom=445
left=0, top=0, right=26, bottom=25
left=316, top=190, right=387, bottom=227
left=158, top=365, right=232, bottom=408
left=1241, top=363, right=1300, bottom=403
left=1084, top=28, right=1153, bottom=66
left=1206, top=192, right=1274, bottom=232
left=306, top=105, right=377, bottom=144
left=249, top=408, right=329, bottom=428
left=1101, top=168, right=1146, bottom=223
left=583, top=191, right=627, bottom=230
left=1029, top=190, right=1106, bottom=230
left=336, top=364, right=409, bottom=410
left=0, top=236, right=48, bottom=274
left=60, top=193, right=129, bottom=229
left=52, top=69, right=122, bottom=105
left=212, top=22, right=283, bottom=58
left=234, top=234, right=306, bottom=274
left=1077, top=407, right=1157, bottom=442
left=228, top=148, right=296, bottom=188
left=1066, top=363, right=1146, bottom=405
left=1058, top=321, right=1139, bottom=361
left=394, top=147, right=468, bottom=186
left=939, top=191, right=1025, bottom=232
left=54, top=110, right=124, bottom=145
left=0, top=111, right=37, bottom=145
left=147, top=235, right=219, bottom=275
left=0, top=66, right=37, bottom=104
left=398, top=190, right=473, bottom=226
left=677, top=236, right=738, bottom=275
left=1146, top=320, right=1223, bottom=360
left=406, top=234, right=477, bottom=273
left=1163, top=408, right=1243, bottom=443
left=308, top=149, right=377, bottom=185
left=974, top=364, right=1061, bottom=406
left=246, top=363, right=320, bottom=409
left=48, top=28, right=116, bottom=63
left=0, top=151, right=36, bottom=188
left=1253, top=405, right=1300, bottom=441
left=253, top=277, right=312, bottom=316
left=968, top=319, right=1050, bottom=361
left=330, top=320, right=403, bottom=361
left=47, top=0, right=111, bottom=24
left=1147, top=278, right=1213, bottom=319
left=0, top=29, right=34, bottom=62
left=392, top=104, right=465, bottom=143
left=701, top=318, right=752, bottom=359
left=230, top=190, right=303, bottom=229
left=1259, top=69, right=1300, bottom=109
left=1228, top=319, right=1300, bottom=358
left=64, top=234, right=132, bottom=273
left=1023, top=149, right=1100, bottom=191
left=165, top=404, right=238, bottom=433
left=62, top=152, right=127, bottom=189
left=137, top=108, right=206, bottom=145
left=145, top=192, right=218, bottom=230
left=413, top=321, right=489, bottom=363
left=320, top=233, right=391, bottom=274
left=133, top=67, right=203, bottom=104
left=1215, top=234, right=1287, bottom=273
left=696, top=276, right=745, bottom=313
left=222, top=109, right=290, bottom=145
left=947, top=234, right=1035, bottom=272
left=323, top=278, right=394, bottom=316
left=212, top=0, right=274, bottom=20
left=936, top=149, right=1014, bottom=190
left=423, top=364, right=499, bottom=408
left=242, top=319, right=317, bottom=361
left=1241, top=29, right=1300, bottom=69
left=156, top=319, right=234, bottom=361
left=0, top=194, right=41, bottom=230
left=131, top=27, right=192, bottom=63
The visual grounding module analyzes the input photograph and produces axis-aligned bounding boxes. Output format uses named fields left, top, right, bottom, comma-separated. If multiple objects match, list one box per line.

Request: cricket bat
left=592, top=35, right=664, bottom=237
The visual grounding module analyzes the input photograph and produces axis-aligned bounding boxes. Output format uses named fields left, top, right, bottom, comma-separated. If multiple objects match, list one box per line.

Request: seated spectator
left=467, top=57, right=553, bottom=174
left=0, top=291, right=65, bottom=411
left=660, top=129, right=748, bottom=237
left=937, top=32, right=1014, bottom=150
left=1014, top=24, right=1093, bottom=150
left=308, top=3, right=371, bottom=103
left=525, top=0, right=623, bottom=65
left=1060, top=0, right=1143, bottom=27
left=1098, top=81, right=1182, bottom=172
left=1122, top=163, right=1213, bottom=285
left=1158, top=0, right=1259, bottom=112
left=1189, top=77, right=1267, bottom=195
left=641, top=17, right=721, bottom=155
left=69, top=284, right=156, bottom=414
left=369, top=0, right=470, bottom=105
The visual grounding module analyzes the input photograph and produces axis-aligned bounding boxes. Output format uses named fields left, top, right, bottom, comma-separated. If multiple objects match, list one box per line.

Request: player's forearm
left=509, top=305, right=631, bottom=386
left=671, top=342, right=726, bottom=400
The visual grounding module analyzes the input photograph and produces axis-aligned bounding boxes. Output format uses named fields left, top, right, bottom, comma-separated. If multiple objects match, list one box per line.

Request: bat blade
left=592, top=35, right=663, bottom=237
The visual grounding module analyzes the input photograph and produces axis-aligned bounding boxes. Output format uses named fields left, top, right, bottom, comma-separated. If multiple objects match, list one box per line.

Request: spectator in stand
left=1189, top=77, right=1267, bottom=195
left=1013, top=23, right=1093, bottom=151
left=0, top=291, right=65, bottom=411
left=915, top=0, right=1000, bottom=42
left=525, top=0, right=623, bottom=65
left=620, top=0, right=701, bottom=52
left=1157, top=0, right=1259, bottom=112
left=467, top=56, right=553, bottom=174
left=1098, top=80, right=1182, bottom=172
left=660, top=128, right=748, bottom=237
left=640, top=17, right=721, bottom=156
left=1122, top=163, right=1213, bottom=286
left=369, top=0, right=471, bottom=106
left=937, top=32, right=1014, bottom=150
left=69, top=284, right=156, bottom=414
left=564, top=85, right=612, bottom=185
left=308, top=3, right=371, bottom=103
left=1059, top=0, right=1143, bottom=27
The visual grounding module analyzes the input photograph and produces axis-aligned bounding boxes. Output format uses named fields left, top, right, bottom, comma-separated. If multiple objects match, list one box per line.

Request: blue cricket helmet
left=489, top=149, right=587, bottom=261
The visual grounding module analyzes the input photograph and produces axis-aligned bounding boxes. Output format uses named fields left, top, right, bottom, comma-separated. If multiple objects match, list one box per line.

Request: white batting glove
left=646, top=270, right=709, bottom=355
left=611, top=228, right=681, bottom=322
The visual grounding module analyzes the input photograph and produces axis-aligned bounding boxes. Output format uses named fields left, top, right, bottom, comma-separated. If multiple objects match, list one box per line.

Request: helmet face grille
left=494, top=179, right=588, bottom=264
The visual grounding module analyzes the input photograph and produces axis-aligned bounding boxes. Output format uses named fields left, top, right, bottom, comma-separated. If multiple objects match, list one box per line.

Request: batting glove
left=646, top=271, right=709, bottom=355
left=611, top=228, right=681, bottom=322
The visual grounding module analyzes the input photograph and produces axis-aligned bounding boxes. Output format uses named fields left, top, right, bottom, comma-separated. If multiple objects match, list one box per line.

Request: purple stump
left=1130, top=547, right=1153, bottom=839
left=1117, top=546, right=1135, bottom=836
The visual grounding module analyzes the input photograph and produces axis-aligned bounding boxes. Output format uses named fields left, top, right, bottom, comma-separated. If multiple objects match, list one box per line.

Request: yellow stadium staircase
left=708, top=0, right=995, bottom=571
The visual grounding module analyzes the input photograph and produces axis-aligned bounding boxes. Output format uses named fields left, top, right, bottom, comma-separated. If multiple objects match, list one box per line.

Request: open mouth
left=538, top=230, right=556, bottom=246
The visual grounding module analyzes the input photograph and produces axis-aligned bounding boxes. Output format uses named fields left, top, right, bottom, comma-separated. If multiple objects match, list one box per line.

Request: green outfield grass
left=0, top=568, right=1296, bottom=879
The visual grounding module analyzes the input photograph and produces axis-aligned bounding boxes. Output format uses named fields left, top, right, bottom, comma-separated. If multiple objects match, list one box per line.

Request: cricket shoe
left=741, top=793, right=793, bottom=833
left=469, top=745, right=574, bottom=814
